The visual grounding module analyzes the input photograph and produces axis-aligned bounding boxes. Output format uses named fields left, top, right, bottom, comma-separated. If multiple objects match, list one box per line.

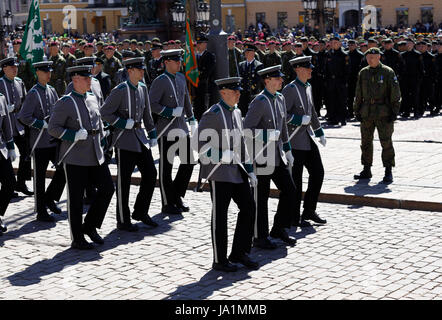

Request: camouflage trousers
left=360, top=117, right=395, bottom=167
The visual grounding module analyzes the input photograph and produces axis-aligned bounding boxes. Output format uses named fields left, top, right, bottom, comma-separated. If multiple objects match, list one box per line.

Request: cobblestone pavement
left=0, top=183, right=441, bottom=300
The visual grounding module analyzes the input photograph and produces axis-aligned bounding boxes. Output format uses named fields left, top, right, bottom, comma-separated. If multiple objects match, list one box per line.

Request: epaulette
left=117, top=82, right=127, bottom=90
left=14, top=77, right=22, bottom=82
left=138, top=81, right=146, bottom=87
left=87, top=91, right=94, bottom=96
left=0, top=92, right=3, bottom=96
left=258, top=96, right=266, bottom=101
left=60, top=95, right=70, bottom=101
left=289, top=83, right=295, bottom=88
left=212, top=106, right=220, bottom=114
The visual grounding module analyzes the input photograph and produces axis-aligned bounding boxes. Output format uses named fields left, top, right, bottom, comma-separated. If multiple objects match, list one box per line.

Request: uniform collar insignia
left=295, top=77, right=310, bottom=88
left=127, top=80, right=138, bottom=90
left=220, top=99, right=236, bottom=112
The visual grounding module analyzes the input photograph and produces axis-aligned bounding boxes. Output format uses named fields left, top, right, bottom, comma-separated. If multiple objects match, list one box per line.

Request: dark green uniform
left=228, top=47, right=243, bottom=77
left=353, top=62, right=401, bottom=168
left=16, top=53, right=35, bottom=91
left=103, top=55, right=123, bottom=89
left=48, top=54, right=67, bottom=96
left=264, top=51, right=282, bottom=68
left=281, top=50, right=296, bottom=85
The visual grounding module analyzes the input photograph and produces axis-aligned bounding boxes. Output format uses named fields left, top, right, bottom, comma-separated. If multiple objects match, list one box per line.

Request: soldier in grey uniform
left=18, top=61, right=66, bottom=222
left=0, top=89, right=16, bottom=236
left=149, top=49, right=196, bottom=215
left=48, top=65, right=115, bottom=250
left=65, top=57, right=104, bottom=107
left=101, top=57, right=158, bottom=232
left=244, top=65, right=297, bottom=249
left=0, top=57, right=33, bottom=196
left=198, top=77, right=259, bottom=272
left=282, top=56, right=327, bottom=227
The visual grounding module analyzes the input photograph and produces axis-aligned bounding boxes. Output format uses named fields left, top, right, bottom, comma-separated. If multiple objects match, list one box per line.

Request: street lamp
left=170, top=1, right=186, bottom=29
left=171, top=0, right=210, bottom=33
left=3, top=10, right=13, bottom=34
left=196, top=0, right=210, bottom=30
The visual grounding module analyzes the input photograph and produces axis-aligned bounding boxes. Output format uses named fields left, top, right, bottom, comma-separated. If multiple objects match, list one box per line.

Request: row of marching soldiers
left=0, top=49, right=328, bottom=272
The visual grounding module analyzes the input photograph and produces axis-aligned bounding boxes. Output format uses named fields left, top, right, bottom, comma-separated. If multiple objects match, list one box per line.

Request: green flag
left=19, top=0, right=44, bottom=65
left=184, top=18, right=199, bottom=87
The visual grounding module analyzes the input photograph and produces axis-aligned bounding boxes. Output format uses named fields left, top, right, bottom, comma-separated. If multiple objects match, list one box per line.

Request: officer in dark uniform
left=227, top=35, right=243, bottom=77
left=417, top=40, right=436, bottom=117
left=244, top=65, right=297, bottom=249
left=0, top=86, right=16, bottom=236
left=301, top=37, right=322, bottom=119
left=263, top=40, right=281, bottom=68
left=18, top=61, right=66, bottom=222
left=434, top=40, right=442, bottom=116
left=144, top=40, right=152, bottom=65
left=324, top=36, right=350, bottom=126
left=101, top=57, right=158, bottom=232
left=353, top=48, right=401, bottom=183
left=347, top=39, right=364, bottom=119
left=281, top=41, right=296, bottom=85
left=381, top=38, right=404, bottom=77
left=194, top=35, right=216, bottom=120
left=149, top=49, right=196, bottom=215
left=282, top=56, right=327, bottom=227
left=0, top=57, right=33, bottom=196
left=93, top=57, right=111, bottom=100
left=238, top=44, right=264, bottom=116
left=145, top=43, right=164, bottom=88
left=198, top=77, right=259, bottom=272
left=400, top=39, right=424, bottom=118
left=48, top=65, right=115, bottom=250
left=315, top=39, right=328, bottom=117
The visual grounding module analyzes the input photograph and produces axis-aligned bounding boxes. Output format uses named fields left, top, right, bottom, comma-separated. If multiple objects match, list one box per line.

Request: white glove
left=8, top=149, right=16, bottom=162
left=301, top=115, right=311, bottom=125
left=42, top=120, right=48, bottom=129
left=7, top=104, right=14, bottom=113
left=74, top=128, right=88, bottom=141
left=125, top=118, right=134, bottom=129
left=267, top=129, right=280, bottom=141
left=221, top=149, right=234, bottom=164
left=248, top=172, right=258, bottom=188
left=149, top=138, right=158, bottom=148
left=172, top=106, right=183, bottom=117
left=189, top=120, right=198, bottom=136
left=319, top=135, right=326, bottom=147
left=286, top=151, right=294, bottom=167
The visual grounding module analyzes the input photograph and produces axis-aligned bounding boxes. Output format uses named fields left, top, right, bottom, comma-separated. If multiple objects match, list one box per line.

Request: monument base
left=118, top=24, right=168, bottom=41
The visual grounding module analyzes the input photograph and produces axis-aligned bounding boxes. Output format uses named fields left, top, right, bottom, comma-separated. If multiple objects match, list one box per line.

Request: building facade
left=39, top=0, right=128, bottom=35
left=0, top=0, right=31, bottom=30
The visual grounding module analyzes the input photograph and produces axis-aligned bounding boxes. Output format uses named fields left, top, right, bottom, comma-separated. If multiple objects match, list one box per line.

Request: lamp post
left=302, top=0, right=337, bottom=36
left=3, top=10, right=13, bottom=34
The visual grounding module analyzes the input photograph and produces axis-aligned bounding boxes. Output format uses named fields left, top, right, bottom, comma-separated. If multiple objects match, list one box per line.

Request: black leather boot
left=383, top=167, right=393, bottom=183
left=354, top=165, right=372, bottom=179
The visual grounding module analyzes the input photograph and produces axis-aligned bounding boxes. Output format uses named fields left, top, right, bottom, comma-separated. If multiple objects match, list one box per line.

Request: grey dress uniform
left=198, top=89, right=256, bottom=269
left=18, top=80, right=66, bottom=219
left=282, top=76, right=326, bottom=225
left=0, top=93, right=15, bottom=222
left=65, top=78, right=104, bottom=107
left=0, top=72, right=32, bottom=191
left=48, top=74, right=114, bottom=247
left=244, top=87, right=296, bottom=244
left=149, top=68, right=195, bottom=213
left=101, top=76, right=158, bottom=229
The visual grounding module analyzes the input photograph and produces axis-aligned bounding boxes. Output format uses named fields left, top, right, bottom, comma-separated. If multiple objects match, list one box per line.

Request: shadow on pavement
left=344, top=179, right=392, bottom=196
left=164, top=246, right=288, bottom=300
left=6, top=210, right=180, bottom=287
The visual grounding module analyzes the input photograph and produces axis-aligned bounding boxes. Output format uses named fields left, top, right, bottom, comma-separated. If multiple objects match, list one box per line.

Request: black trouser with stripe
left=64, top=163, right=114, bottom=243
left=254, top=164, right=296, bottom=239
left=158, top=135, right=195, bottom=208
left=0, top=154, right=15, bottom=217
left=33, top=147, right=65, bottom=214
left=116, top=146, right=157, bottom=224
left=209, top=178, right=254, bottom=264
left=290, top=139, right=324, bottom=224
left=13, top=133, right=32, bottom=185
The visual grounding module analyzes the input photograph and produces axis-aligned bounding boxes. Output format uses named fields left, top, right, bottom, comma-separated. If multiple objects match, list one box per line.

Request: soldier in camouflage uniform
left=61, top=43, right=77, bottom=83
left=227, top=35, right=243, bottom=77
left=96, top=41, right=105, bottom=59
left=103, top=45, right=123, bottom=89
left=48, top=41, right=68, bottom=98
left=353, top=48, right=401, bottom=183
left=130, top=39, right=143, bottom=57
left=74, top=40, right=85, bottom=59
left=281, top=41, right=296, bottom=85
left=13, top=39, right=35, bottom=91
left=263, top=40, right=281, bottom=68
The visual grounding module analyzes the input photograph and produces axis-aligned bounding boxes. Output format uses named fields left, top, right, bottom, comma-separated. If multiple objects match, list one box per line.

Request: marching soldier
left=0, top=57, right=33, bottom=196
left=263, top=40, right=281, bottom=68
left=238, top=44, right=264, bottom=117
left=198, top=77, right=259, bottom=272
left=145, top=43, right=164, bottom=88
left=324, top=36, right=350, bottom=126
left=13, top=39, right=35, bottom=91
left=194, top=35, right=216, bottom=120
left=353, top=47, right=401, bottom=183
left=149, top=49, right=196, bottom=215
left=103, top=44, right=123, bottom=89
left=244, top=65, right=297, bottom=250
left=48, top=41, right=68, bottom=97
left=227, top=35, right=243, bottom=77
left=18, top=61, right=65, bottom=222
left=48, top=65, right=115, bottom=250
left=347, top=39, right=364, bottom=119
left=101, top=57, right=158, bottom=232
left=400, top=39, right=424, bottom=118
left=0, top=88, right=16, bottom=236
left=282, top=56, right=327, bottom=227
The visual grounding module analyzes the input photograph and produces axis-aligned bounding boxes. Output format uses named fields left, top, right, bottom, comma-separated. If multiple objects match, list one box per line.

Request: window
left=421, top=7, right=433, bottom=24
left=256, top=12, right=266, bottom=24
left=277, top=12, right=288, bottom=30
left=396, top=8, right=408, bottom=27
left=376, top=8, right=382, bottom=28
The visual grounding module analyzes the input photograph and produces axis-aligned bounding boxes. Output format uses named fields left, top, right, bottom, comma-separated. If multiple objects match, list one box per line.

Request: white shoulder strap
left=67, top=95, right=83, bottom=128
